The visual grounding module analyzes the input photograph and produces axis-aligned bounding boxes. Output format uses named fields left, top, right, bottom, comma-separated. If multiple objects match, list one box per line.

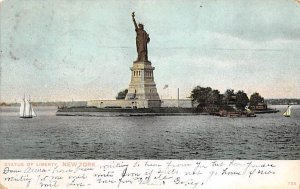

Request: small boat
left=283, top=105, right=291, bottom=117
left=245, top=106, right=252, bottom=113
left=244, top=106, right=255, bottom=117
left=20, top=96, right=37, bottom=118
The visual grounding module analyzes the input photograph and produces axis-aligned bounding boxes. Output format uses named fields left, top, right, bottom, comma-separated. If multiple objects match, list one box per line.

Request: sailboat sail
left=19, top=99, right=25, bottom=117
left=20, top=97, right=37, bottom=118
left=283, top=106, right=291, bottom=117
left=25, top=99, right=31, bottom=117
left=31, top=106, right=37, bottom=117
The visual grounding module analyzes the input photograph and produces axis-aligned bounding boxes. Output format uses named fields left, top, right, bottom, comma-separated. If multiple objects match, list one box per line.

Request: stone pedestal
left=125, top=61, right=161, bottom=108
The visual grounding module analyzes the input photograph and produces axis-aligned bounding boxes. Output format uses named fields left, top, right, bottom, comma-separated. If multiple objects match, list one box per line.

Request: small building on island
left=251, top=103, right=268, bottom=110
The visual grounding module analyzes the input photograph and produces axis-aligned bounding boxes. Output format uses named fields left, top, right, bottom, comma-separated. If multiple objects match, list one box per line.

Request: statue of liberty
left=132, top=12, right=150, bottom=62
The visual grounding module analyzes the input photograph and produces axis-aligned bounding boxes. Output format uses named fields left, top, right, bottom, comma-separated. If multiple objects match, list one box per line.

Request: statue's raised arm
left=132, top=12, right=138, bottom=30
left=131, top=12, right=149, bottom=62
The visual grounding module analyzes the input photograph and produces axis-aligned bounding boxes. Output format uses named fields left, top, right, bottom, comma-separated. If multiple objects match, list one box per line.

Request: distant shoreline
left=1, top=98, right=299, bottom=107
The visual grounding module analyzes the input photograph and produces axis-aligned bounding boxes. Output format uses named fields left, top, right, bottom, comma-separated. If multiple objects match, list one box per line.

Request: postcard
left=0, top=0, right=299, bottom=188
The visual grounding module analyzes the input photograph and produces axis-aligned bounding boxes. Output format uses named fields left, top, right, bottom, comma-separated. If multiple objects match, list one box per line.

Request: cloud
left=1, top=0, right=299, bottom=102
left=199, top=0, right=300, bottom=41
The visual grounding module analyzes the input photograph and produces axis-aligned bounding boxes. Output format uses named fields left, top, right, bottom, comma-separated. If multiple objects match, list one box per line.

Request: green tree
left=190, top=86, right=212, bottom=107
left=116, top=89, right=128, bottom=99
left=207, top=89, right=221, bottom=106
left=235, top=90, right=249, bottom=110
left=219, top=94, right=226, bottom=105
left=249, top=92, right=264, bottom=106
left=223, top=89, right=235, bottom=105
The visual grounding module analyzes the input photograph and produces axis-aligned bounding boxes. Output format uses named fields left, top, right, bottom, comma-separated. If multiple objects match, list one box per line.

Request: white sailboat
left=245, top=105, right=251, bottom=113
left=20, top=97, right=37, bottom=118
left=283, top=105, right=291, bottom=117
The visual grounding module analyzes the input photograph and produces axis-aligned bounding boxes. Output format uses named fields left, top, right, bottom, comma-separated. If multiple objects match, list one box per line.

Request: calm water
left=0, top=105, right=299, bottom=159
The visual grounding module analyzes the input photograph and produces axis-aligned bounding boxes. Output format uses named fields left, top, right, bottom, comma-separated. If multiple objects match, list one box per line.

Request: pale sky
left=1, top=0, right=300, bottom=102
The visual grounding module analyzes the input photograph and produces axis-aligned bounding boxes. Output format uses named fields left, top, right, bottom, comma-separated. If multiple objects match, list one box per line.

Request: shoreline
left=254, top=109, right=280, bottom=114
left=56, top=112, right=208, bottom=117
left=56, top=107, right=202, bottom=117
left=56, top=106, right=280, bottom=117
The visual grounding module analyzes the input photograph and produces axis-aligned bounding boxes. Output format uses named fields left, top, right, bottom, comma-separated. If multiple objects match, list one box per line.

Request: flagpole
left=177, top=88, right=179, bottom=107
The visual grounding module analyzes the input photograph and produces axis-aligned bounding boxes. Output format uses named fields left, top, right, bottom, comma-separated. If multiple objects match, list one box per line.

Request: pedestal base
left=125, top=61, right=161, bottom=108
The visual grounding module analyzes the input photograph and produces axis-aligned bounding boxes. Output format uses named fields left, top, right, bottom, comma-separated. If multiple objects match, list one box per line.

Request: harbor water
left=0, top=105, right=299, bottom=159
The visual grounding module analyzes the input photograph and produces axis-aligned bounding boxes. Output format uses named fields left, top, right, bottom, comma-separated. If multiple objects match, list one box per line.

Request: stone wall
left=87, top=99, right=193, bottom=108
left=87, top=100, right=132, bottom=108
left=161, top=99, right=193, bottom=108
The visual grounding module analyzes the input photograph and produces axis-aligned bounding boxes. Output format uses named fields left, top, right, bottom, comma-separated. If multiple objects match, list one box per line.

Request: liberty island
left=56, top=13, right=276, bottom=117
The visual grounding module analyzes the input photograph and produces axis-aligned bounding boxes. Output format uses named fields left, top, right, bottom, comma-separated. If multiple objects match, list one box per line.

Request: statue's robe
left=135, top=28, right=150, bottom=62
